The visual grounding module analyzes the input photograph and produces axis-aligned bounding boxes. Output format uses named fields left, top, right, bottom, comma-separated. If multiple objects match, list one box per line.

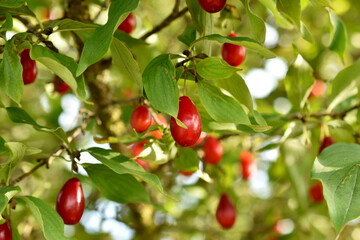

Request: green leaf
left=301, top=21, right=314, bottom=44
left=216, top=73, right=254, bottom=113
left=86, top=147, right=165, bottom=195
left=0, top=136, right=8, bottom=155
left=0, top=13, right=13, bottom=32
left=329, top=12, right=347, bottom=62
left=20, top=196, right=70, bottom=240
left=84, top=164, right=151, bottom=204
left=6, top=107, right=69, bottom=145
left=198, top=81, right=250, bottom=124
left=0, top=0, right=25, bottom=8
left=178, top=24, right=197, bottom=47
left=284, top=54, right=315, bottom=110
left=76, top=0, right=139, bottom=76
left=311, top=143, right=360, bottom=233
left=185, top=0, right=211, bottom=34
left=111, top=38, right=142, bottom=89
left=0, top=37, right=23, bottom=104
left=258, top=0, right=293, bottom=29
left=0, top=186, right=21, bottom=223
left=175, top=147, right=199, bottom=172
left=281, top=139, right=312, bottom=210
left=44, top=18, right=98, bottom=32
left=328, top=59, right=360, bottom=111
left=143, top=54, right=179, bottom=118
left=0, top=0, right=35, bottom=17
left=30, top=45, right=86, bottom=100
left=113, top=30, right=147, bottom=48
left=240, top=0, right=266, bottom=43
left=191, top=34, right=275, bottom=58
left=309, top=0, right=332, bottom=8
left=196, top=57, right=239, bottom=80
left=276, top=0, right=301, bottom=29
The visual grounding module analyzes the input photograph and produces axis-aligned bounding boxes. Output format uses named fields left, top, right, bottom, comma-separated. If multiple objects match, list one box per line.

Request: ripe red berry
left=216, top=193, right=236, bottom=229
left=203, top=136, right=223, bottom=165
left=222, top=33, right=246, bottom=67
left=20, top=49, right=37, bottom=85
left=118, top=12, right=136, bottom=34
left=240, top=151, right=257, bottom=180
left=170, top=96, right=202, bottom=147
left=318, top=136, right=335, bottom=155
left=309, top=182, right=324, bottom=203
left=0, top=218, right=12, bottom=240
left=54, top=76, right=71, bottom=94
left=198, top=0, right=227, bottom=13
left=131, top=105, right=152, bottom=133
left=146, top=115, right=168, bottom=140
left=179, top=170, right=194, bottom=176
left=309, top=79, right=326, bottom=98
left=56, top=178, right=85, bottom=225
left=189, top=132, right=207, bottom=148
left=128, top=141, right=150, bottom=170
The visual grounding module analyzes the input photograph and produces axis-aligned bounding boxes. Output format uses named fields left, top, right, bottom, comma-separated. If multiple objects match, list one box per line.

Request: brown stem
left=287, top=102, right=360, bottom=120
left=140, top=2, right=188, bottom=41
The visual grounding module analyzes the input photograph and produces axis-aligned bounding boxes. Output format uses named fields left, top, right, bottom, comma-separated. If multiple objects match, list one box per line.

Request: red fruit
left=179, top=170, right=194, bottom=176
left=198, top=0, right=227, bottom=13
left=131, top=106, right=152, bottom=133
left=203, top=136, right=223, bottom=165
left=170, top=96, right=202, bottom=147
left=0, top=218, right=12, bottom=240
left=216, top=193, right=236, bottom=229
left=128, top=141, right=150, bottom=170
left=118, top=12, right=136, bottom=34
left=20, top=49, right=37, bottom=85
left=222, top=33, right=246, bottom=67
left=240, top=151, right=257, bottom=180
left=54, top=76, right=71, bottom=94
left=146, top=115, right=168, bottom=140
left=56, top=178, right=85, bottom=225
left=318, top=136, right=335, bottom=155
left=309, top=80, right=326, bottom=98
left=309, top=182, right=324, bottom=203
left=189, top=132, right=207, bottom=147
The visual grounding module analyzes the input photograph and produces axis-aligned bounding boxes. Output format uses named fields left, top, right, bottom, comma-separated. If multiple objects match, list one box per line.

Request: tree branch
left=140, top=2, right=188, bottom=41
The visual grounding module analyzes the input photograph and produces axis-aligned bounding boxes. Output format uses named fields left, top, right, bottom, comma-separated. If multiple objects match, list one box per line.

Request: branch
left=140, top=1, right=188, bottom=41
left=286, top=102, right=360, bottom=121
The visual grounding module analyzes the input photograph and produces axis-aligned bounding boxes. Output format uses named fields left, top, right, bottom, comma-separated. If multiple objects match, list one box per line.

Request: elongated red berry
left=240, top=151, right=257, bottom=180
left=309, top=79, right=326, bottom=98
left=216, top=193, right=236, bottom=229
left=222, top=33, right=246, bottom=67
left=131, top=106, right=152, bottom=133
left=318, top=136, right=335, bottom=155
left=20, top=49, right=37, bottom=85
left=309, top=182, right=324, bottom=203
left=54, top=76, right=71, bottom=94
left=189, top=132, right=207, bottom=148
left=56, top=178, right=85, bottom=225
left=199, top=0, right=227, bottom=13
left=170, top=96, right=202, bottom=147
left=203, top=136, right=223, bottom=165
left=0, top=218, right=12, bottom=240
left=118, top=12, right=136, bottom=34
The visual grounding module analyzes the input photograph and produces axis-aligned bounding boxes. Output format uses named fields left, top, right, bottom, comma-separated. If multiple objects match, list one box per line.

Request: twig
left=140, top=0, right=188, bottom=41
left=287, top=102, right=360, bottom=121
